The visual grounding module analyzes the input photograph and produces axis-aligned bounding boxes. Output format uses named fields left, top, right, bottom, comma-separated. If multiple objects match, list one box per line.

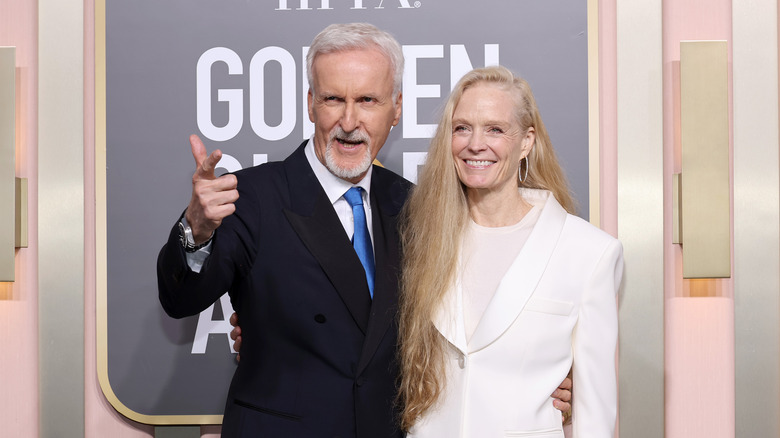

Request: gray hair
left=307, top=23, right=404, bottom=99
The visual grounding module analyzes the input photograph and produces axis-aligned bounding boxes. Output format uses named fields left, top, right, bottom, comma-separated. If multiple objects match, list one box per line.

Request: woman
left=398, top=66, right=623, bottom=437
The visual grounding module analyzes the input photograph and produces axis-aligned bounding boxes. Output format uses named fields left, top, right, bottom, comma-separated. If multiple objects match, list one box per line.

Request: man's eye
left=361, top=97, right=375, bottom=103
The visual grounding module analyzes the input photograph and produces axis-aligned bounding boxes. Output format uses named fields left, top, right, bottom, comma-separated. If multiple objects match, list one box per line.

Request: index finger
left=190, top=134, right=221, bottom=180
left=190, top=134, right=208, bottom=168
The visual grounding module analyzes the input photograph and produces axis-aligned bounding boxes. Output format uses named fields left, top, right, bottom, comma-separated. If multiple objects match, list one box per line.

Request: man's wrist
left=178, top=213, right=214, bottom=252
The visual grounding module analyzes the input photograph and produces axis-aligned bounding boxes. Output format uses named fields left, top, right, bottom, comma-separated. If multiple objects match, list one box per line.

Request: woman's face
left=451, top=83, right=534, bottom=198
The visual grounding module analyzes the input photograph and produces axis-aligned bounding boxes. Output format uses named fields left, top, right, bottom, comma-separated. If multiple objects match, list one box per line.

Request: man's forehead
left=311, top=48, right=394, bottom=92
left=312, top=47, right=391, bottom=73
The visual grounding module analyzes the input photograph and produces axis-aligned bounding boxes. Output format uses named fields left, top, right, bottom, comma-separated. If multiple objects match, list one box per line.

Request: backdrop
left=99, top=0, right=591, bottom=423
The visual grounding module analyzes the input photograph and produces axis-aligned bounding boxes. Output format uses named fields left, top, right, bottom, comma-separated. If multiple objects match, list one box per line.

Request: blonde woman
left=398, top=66, right=623, bottom=438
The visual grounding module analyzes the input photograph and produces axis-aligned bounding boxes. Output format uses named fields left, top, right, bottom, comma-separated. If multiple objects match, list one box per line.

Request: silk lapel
left=467, top=190, right=568, bottom=353
left=356, top=167, right=409, bottom=373
left=432, top=278, right=468, bottom=355
left=281, top=144, right=372, bottom=333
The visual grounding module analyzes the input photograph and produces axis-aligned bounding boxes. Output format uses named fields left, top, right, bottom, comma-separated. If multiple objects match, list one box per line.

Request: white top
left=460, top=202, right=542, bottom=341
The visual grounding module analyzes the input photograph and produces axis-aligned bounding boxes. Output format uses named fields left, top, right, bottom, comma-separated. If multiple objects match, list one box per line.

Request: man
left=158, top=23, right=570, bottom=438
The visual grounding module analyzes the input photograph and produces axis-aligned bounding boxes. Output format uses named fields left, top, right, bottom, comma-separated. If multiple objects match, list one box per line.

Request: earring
left=519, top=156, right=529, bottom=183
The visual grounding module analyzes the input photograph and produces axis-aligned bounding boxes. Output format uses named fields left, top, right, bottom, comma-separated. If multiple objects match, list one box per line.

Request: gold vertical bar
left=0, top=47, right=15, bottom=282
left=15, top=177, right=27, bottom=248
left=673, top=173, right=682, bottom=244
left=680, top=41, right=730, bottom=278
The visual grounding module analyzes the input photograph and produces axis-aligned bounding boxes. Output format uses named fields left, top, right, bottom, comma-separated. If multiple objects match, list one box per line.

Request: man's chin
left=326, top=162, right=371, bottom=181
left=325, top=146, right=373, bottom=181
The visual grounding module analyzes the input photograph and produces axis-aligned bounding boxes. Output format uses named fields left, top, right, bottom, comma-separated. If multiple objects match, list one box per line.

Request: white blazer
left=408, top=189, right=623, bottom=438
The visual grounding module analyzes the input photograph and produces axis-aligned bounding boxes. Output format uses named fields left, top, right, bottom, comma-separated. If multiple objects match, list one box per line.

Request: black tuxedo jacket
left=158, top=142, right=412, bottom=437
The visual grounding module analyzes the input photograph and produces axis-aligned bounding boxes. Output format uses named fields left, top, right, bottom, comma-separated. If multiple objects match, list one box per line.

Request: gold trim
left=15, top=177, right=27, bottom=248
left=94, top=0, right=222, bottom=425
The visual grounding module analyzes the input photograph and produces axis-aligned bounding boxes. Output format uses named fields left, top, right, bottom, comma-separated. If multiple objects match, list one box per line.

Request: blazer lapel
left=467, top=190, right=568, bottom=353
left=356, top=167, right=410, bottom=373
left=281, top=144, right=372, bottom=333
left=432, top=279, right=468, bottom=355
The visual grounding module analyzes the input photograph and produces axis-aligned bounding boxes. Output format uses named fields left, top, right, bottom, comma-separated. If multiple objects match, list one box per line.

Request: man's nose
left=340, top=101, right=359, bottom=132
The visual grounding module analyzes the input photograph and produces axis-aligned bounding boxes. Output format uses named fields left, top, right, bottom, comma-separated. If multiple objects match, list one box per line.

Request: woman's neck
left=467, top=186, right=531, bottom=227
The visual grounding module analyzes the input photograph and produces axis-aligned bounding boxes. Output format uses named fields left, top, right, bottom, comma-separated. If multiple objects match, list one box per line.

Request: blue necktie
left=344, top=187, right=375, bottom=298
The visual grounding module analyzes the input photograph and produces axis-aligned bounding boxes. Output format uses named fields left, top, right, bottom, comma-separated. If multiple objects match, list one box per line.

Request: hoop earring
left=519, top=155, right=529, bottom=183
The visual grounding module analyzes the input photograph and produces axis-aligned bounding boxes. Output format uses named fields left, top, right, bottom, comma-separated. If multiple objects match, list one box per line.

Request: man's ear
left=392, top=93, right=402, bottom=126
left=307, top=89, right=315, bottom=122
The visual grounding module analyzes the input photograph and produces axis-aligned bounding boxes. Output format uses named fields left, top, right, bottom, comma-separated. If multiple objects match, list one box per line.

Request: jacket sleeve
left=571, top=238, right=624, bottom=437
left=157, top=176, right=259, bottom=319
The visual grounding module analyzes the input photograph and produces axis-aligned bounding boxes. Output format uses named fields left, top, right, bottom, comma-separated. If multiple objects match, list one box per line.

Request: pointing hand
left=185, top=134, right=239, bottom=243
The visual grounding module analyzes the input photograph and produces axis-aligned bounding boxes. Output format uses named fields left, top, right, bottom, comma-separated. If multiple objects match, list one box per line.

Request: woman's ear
left=521, top=127, right=536, bottom=156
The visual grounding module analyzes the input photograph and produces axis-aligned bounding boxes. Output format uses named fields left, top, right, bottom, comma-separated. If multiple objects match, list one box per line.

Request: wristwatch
left=178, top=216, right=213, bottom=253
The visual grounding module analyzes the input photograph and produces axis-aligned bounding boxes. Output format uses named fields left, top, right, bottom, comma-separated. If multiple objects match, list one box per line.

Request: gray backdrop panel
left=104, top=0, right=589, bottom=419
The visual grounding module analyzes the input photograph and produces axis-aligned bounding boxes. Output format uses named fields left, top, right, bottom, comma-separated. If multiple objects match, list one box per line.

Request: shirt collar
left=304, top=137, right=372, bottom=204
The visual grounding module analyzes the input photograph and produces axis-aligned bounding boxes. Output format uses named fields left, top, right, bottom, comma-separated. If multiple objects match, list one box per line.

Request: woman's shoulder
left=561, top=213, right=621, bottom=251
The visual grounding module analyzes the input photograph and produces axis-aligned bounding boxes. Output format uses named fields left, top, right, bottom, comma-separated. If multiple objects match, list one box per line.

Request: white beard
left=324, top=128, right=373, bottom=180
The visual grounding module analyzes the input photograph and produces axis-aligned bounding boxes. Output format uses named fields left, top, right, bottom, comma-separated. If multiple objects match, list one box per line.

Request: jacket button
left=356, top=377, right=366, bottom=387
left=458, top=354, right=465, bottom=369
left=314, top=314, right=326, bottom=323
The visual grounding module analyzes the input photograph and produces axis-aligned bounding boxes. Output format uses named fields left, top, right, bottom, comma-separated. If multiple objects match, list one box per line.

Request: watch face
left=178, top=221, right=188, bottom=248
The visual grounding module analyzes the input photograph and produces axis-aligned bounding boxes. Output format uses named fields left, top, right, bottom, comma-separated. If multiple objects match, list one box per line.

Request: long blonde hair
left=397, top=66, right=574, bottom=431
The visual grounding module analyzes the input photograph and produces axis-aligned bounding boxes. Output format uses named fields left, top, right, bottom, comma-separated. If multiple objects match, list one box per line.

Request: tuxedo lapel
left=357, top=167, right=409, bottom=373
left=467, top=190, right=568, bottom=353
left=281, top=144, right=372, bottom=333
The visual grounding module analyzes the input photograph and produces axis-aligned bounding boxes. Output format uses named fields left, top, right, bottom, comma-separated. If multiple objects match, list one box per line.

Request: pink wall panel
left=662, top=1, right=735, bottom=437
left=0, top=0, right=38, bottom=436
left=666, top=298, right=735, bottom=437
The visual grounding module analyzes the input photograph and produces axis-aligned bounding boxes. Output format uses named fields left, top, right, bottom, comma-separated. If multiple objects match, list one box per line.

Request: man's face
left=307, top=47, right=402, bottom=183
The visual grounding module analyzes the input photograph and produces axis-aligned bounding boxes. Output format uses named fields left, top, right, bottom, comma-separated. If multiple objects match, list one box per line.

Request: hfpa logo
left=276, top=0, right=421, bottom=10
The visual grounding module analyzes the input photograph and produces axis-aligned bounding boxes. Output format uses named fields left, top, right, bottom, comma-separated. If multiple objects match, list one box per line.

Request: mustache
left=330, top=127, right=369, bottom=145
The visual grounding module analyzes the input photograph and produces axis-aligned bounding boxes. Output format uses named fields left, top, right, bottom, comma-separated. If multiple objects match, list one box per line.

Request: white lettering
left=450, top=44, right=500, bottom=91
left=253, top=154, right=268, bottom=166
left=249, top=47, right=297, bottom=141
left=403, top=152, right=427, bottom=184
left=195, top=44, right=500, bottom=143
left=216, top=153, right=242, bottom=174
left=197, top=47, right=243, bottom=142
left=301, top=47, right=314, bottom=140
left=402, top=45, right=443, bottom=139
left=191, top=294, right=237, bottom=354
left=276, top=0, right=332, bottom=10
left=376, top=0, right=414, bottom=8
left=279, top=0, right=414, bottom=9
